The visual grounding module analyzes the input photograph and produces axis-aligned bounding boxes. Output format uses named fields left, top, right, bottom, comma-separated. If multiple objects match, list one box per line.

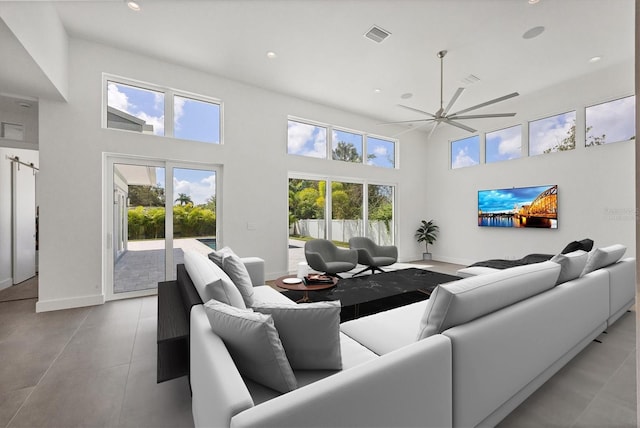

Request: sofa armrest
left=191, top=305, right=254, bottom=428
left=230, top=335, right=452, bottom=428
left=240, top=257, right=265, bottom=286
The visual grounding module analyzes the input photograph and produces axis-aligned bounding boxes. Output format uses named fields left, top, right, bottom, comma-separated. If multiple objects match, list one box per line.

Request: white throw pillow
left=208, top=246, right=234, bottom=269
left=183, top=250, right=246, bottom=308
left=417, top=261, right=561, bottom=340
left=550, top=250, right=589, bottom=284
left=221, top=251, right=255, bottom=307
left=254, top=301, right=342, bottom=370
left=581, top=244, right=627, bottom=276
left=203, top=300, right=297, bottom=393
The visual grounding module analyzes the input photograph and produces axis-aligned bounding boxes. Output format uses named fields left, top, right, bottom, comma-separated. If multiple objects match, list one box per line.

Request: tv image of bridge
left=478, top=185, right=558, bottom=228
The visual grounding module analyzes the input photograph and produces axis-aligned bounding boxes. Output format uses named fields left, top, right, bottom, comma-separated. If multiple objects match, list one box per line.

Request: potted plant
left=415, top=219, right=439, bottom=260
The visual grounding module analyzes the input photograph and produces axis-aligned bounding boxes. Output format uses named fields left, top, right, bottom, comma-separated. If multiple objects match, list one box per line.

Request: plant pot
left=422, top=252, right=432, bottom=261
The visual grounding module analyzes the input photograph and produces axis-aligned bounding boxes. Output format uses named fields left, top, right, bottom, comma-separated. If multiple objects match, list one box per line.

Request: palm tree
left=175, top=193, right=193, bottom=206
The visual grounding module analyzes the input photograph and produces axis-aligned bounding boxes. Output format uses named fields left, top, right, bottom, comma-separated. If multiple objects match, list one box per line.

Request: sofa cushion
left=417, top=261, right=561, bottom=340
left=582, top=244, right=627, bottom=276
left=341, top=300, right=429, bottom=355
left=203, top=299, right=297, bottom=393
left=550, top=250, right=589, bottom=284
left=254, top=301, right=342, bottom=370
left=184, top=250, right=246, bottom=308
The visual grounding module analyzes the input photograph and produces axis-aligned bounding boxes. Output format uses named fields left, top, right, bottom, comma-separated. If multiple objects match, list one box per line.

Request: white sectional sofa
left=184, top=245, right=635, bottom=428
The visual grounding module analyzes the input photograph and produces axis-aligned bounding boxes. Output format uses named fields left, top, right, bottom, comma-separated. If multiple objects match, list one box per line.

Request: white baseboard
left=36, top=293, right=105, bottom=313
left=0, top=277, right=12, bottom=291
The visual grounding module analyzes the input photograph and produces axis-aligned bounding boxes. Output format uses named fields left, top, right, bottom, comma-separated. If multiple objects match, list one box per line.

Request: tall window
left=330, top=181, right=363, bottom=244
left=529, top=111, right=576, bottom=155
left=367, top=184, right=394, bottom=245
left=486, top=125, right=522, bottom=163
left=451, top=135, right=480, bottom=169
left=585, top=95, right=636, bottom=146
left=105, top=76, right=221, bottom=144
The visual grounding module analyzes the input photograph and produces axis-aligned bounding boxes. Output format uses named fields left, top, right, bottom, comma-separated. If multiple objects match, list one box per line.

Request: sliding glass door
left=288, top=175, right=395, bottom=272
left=105, top=156, right=218, bottom=300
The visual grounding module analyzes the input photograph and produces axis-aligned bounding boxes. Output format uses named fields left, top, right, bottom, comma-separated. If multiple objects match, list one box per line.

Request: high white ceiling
left=3, top=0, right=637, bottom=125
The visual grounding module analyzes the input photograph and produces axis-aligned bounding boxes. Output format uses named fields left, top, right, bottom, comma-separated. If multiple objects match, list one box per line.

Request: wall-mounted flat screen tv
left=478, top=184, right=558, bottom=228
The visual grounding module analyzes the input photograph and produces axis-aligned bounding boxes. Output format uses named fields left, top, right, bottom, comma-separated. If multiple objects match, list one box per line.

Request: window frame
left=102, top=73, right=223, bottom=144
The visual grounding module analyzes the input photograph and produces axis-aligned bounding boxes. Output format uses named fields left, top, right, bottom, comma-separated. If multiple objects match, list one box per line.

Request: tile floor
left=0, top=261, right=636, bottom=427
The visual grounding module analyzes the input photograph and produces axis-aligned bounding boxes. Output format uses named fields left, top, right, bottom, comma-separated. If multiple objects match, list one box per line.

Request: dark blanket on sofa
left=467, top=238, right=594, bottom=270
left=468, top=253, right=553, bottom=269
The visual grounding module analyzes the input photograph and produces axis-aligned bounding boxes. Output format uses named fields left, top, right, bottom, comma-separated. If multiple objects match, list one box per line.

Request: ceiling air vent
left=364, top=25, right=391, bottom=43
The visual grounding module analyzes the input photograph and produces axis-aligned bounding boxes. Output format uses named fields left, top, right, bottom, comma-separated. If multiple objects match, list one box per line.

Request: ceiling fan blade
left=443, top=87, right=465, bottom=115
left=378, top=118, right=435, bottom=125
left=447, top=112, right=517, bottom=120
left=427, top=122, right=440, bottom=140
left=392, top=121, right=434, bottom=137
left=450, top=92, right=519, bottom=116
left=443, top=118, right=477, bottom=133
left=397, top=104, right=437, bottom=118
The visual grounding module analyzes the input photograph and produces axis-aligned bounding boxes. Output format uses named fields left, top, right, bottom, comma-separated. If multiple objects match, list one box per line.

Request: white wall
left=425, top=61, right=635, bottom=266
left=0, top=95, right=39, bottom=148
left=0, top=147, right=38, bottom=290
left=36, top=37, right=429, bottom=311
left=0, top=2, right=68, bottom=101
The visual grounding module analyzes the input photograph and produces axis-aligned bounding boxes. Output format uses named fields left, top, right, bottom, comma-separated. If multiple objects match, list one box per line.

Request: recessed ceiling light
left=126, top=1, right=141, bottom=12
left=373, top=88, right=382, bottom=93
left=522, top=26, right=545, bottom=39
left=528, top=0, right=540, bottom=4
left=400, top=93, right=413, bottom=99
left=266, top=51, right=277, bottom=59
left=589, top=56, right=602, bottom=63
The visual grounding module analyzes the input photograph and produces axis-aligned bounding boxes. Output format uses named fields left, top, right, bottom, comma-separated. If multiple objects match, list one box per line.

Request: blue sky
left=478, top=185, right=554, bottom=213
left=451, top=135, right=480, bottom=168
left=486, top=125, right=521, bottom=163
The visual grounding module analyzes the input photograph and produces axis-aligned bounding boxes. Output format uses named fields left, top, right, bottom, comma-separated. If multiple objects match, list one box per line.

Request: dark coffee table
left=280, top=268, right=461, bottom=321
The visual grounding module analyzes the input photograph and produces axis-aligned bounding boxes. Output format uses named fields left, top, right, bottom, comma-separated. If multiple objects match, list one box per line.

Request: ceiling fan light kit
left=384, top=49, right=519, bottom=137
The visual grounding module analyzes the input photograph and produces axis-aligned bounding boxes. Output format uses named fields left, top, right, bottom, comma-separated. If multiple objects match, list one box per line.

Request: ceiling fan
left=385, top=50, right=519, bottom=137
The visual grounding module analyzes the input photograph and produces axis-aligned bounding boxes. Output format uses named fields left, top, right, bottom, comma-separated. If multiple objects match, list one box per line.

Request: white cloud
left=137, top=111, right=165, bottom=136
left=107, top=83, right=130, bottom=112
left=173, top=174, right=216, bottom=205
left=587, top=96, right=635, bottom=143
left=287, top=121, right=326, bottom=158
left=107, top=83, right=165, bottom=136
left=452, top=148, right=477, bottom=169
left=498, top=135, right=521, bottom=158
left=174, top=96, right=186, bottom=131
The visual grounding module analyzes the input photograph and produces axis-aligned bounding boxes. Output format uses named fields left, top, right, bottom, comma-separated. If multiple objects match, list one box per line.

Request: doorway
left=105, top=156, right=219, bottom=300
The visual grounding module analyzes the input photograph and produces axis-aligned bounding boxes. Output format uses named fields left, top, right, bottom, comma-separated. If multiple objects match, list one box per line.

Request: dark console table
left=157, top=265, right=203, bottom=383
